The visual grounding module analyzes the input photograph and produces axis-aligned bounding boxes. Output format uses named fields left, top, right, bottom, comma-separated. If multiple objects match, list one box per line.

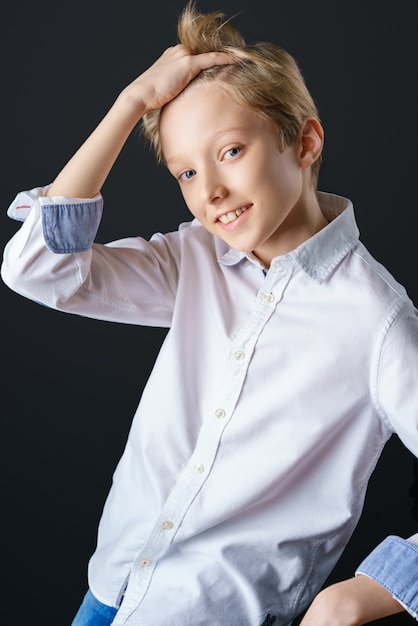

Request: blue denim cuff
left=41, top=198, right=103, bottom=253
left=356, top=535, right=418, bottom=618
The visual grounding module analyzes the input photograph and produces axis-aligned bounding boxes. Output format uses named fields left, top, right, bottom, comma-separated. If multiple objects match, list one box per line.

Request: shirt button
left=162, top=520, right=174, bottom=530
left=233, top=350, right=245, bottom=361
left=194, top=463, right=205, bottom=473
left=263, top=292, right=275, bottom=303
left=140, top=559, right=151, bottom=567
left=215, top=408, right=226, bottom=419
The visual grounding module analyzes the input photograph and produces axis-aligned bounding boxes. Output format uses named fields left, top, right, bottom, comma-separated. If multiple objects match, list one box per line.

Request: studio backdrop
left=1, top=1, right=417, bottom=623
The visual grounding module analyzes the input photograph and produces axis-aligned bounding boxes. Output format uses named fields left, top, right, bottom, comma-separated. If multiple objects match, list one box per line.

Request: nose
left=200, top=169, right=228, bottom=205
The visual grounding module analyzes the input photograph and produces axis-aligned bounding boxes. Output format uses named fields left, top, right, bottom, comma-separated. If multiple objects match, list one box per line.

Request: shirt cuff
left=7, top=186, right=103, bottom=254
left=355, top=535, right=418, bottom=619
left=40, top=194, right=103, bottom=253
left=7, top=186, right=50, bottom=221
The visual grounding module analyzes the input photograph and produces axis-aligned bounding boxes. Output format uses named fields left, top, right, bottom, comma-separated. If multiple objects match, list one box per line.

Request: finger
left=194, top=50, right=237, bottom=70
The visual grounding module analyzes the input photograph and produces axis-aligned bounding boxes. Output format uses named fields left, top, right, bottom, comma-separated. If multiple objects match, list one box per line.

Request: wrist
left=116, top=84, right=152, bottom=121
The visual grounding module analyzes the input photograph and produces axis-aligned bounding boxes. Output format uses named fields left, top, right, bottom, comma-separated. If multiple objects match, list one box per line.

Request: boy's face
left=160, top=81, right=320, bottom=267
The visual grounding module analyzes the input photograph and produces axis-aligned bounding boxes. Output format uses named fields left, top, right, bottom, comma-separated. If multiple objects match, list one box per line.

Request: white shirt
left=2, top=189, right=418, bottom=625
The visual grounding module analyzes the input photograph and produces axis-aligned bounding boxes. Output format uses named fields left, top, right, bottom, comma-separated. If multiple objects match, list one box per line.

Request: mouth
left=217, top=205, right=251, bottom=225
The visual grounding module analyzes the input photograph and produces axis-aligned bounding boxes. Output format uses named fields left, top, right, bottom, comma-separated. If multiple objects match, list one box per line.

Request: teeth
left=219, top=207, right=247, bottom=224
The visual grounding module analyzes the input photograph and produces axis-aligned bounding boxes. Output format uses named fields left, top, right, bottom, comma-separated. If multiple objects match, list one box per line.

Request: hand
left=299, top=575, right=406, bottom=626
left=46, top=45, right=235, bottom=199
left=122, top=44, right=236, bottom=114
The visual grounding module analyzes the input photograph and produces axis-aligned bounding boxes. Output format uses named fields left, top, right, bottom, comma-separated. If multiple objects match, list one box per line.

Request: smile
left=218, top=206, right=250, bottom=225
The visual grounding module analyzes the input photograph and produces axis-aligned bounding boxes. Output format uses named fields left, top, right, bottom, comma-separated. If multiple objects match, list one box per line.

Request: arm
left=300, top=531, right=418, bottom=625
left=299, top=303, right=418, bottom=626
left=46, top=45, right=235, bottom=199
left=299, top=575, right=406, bottom=626
left=1, top=45, right=235, bottom=319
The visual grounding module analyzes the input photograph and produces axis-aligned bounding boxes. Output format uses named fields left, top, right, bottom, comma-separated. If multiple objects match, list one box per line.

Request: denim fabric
left=356, top=535, right=418, bottom=619
left=41, top=199, right=103, bottom=253
left=72, top=589, right=118, bottom=626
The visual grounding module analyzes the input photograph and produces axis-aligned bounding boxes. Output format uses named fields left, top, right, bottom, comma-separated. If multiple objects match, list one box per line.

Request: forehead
left=160, top=81, right=272, bottom=162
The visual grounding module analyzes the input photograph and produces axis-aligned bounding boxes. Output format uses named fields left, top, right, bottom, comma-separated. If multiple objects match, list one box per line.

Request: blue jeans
left=72, top=590, right=118, bottom=626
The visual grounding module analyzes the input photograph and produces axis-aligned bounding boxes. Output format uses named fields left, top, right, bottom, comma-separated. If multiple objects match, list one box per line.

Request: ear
left=299, top=117, right=324, bottom=170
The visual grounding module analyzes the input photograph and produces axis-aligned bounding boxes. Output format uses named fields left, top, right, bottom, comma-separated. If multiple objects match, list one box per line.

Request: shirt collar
left=219, top=192, right=359, bottom=283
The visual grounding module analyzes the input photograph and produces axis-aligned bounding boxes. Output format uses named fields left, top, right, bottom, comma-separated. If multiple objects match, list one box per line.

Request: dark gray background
left=1, top=1, right=417, bottom=623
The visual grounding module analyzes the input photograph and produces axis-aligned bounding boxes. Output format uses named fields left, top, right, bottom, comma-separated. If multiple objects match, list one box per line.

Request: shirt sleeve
left=355, top=303, right=418, bottom=621
left=2, top=186, right=180, bottom=326
left=5, top=185, right=103, bottom=252
left=355, top=535, right=418, bottom=620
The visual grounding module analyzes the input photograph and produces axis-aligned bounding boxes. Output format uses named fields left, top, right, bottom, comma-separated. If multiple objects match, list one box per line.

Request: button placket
left=121, top=267, right=288, bottom=620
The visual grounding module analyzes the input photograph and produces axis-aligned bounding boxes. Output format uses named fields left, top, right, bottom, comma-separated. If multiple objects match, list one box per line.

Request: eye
left=179, top=169, right=196, bottom=182
left=224, top=146, right=242, bottom=160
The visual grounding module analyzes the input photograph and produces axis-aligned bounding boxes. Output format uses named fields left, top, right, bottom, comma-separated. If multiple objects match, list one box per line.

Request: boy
left=2, top=2, right=418, bottom=624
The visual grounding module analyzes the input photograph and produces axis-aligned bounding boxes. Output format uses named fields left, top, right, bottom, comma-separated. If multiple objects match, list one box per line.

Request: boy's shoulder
left=351, top=240, right=409, bottom=302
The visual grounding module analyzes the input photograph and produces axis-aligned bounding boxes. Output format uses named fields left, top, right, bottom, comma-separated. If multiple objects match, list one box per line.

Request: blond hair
left=142, top=1, right=322, bottom=186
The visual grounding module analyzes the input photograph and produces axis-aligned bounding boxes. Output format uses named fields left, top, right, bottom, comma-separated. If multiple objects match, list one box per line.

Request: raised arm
left=46, top=45, right=235, bottom=199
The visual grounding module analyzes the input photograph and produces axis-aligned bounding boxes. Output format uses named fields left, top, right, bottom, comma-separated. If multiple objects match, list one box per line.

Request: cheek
left=180, top=188, right=202, bottom=221
left=267, top=158, right=302, bottom=201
